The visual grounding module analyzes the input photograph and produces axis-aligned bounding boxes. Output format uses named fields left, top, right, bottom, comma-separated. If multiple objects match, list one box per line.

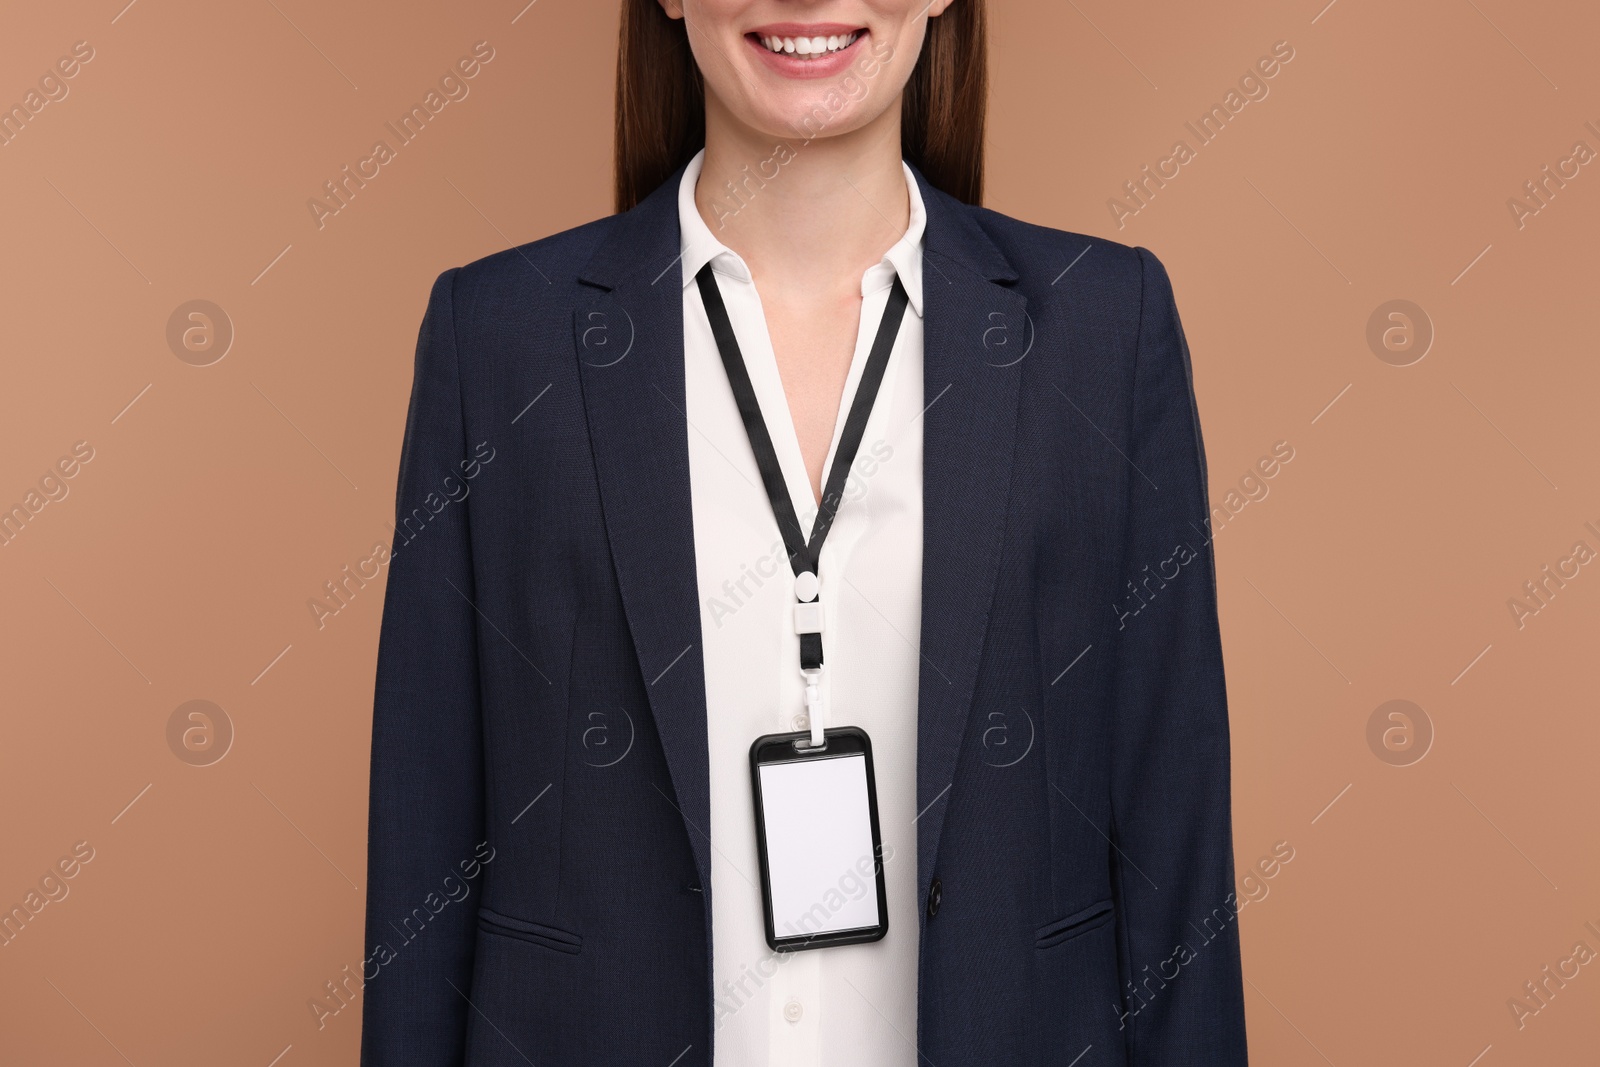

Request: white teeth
left=761, top=31, right=859, bottom=57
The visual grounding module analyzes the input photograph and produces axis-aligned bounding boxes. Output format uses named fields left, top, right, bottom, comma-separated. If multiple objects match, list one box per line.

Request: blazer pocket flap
left=477, top=905, right=583, bottom=954
left=1035, top=899, right=1114, bottom=949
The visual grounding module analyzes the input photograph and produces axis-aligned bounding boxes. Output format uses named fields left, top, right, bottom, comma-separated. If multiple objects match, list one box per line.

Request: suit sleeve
left=360, top=267, right=486, bottom=1065
left=1108, top=247, right=1248, bottom=1063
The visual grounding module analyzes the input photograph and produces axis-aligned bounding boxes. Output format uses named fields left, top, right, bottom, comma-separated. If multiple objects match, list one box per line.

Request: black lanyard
left=694, top=262, right=910, bottom=673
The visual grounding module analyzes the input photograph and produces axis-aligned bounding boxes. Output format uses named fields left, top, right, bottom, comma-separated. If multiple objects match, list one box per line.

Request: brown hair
left=613, top=1, right=987, bottom=212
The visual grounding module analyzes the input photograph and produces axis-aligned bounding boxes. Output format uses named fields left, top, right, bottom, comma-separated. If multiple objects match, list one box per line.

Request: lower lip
left=746, top=32, right=866, bottom=79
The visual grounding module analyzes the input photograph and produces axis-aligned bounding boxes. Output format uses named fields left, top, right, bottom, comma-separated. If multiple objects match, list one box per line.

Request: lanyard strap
left=694, top=262, right=910, bottom=678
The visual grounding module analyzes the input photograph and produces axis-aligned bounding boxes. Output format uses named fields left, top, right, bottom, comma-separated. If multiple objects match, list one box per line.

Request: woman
left=361, top=1, right=1248, bottom=1064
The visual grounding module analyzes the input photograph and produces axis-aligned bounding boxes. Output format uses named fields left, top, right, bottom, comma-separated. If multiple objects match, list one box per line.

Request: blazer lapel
left=569, top=159, right=1029, bottom=915
left=572, top=164, right=716, bottom=897
left=909, top=165, right=1028, bottom=907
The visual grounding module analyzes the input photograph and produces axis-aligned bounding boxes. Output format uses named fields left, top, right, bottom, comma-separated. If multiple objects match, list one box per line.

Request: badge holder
left=696, top=263, right=907, bottom=954
left=749, top=725, right=890, bottom=952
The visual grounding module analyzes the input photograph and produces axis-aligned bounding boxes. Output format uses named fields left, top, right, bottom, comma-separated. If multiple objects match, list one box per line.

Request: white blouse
left=678, top=146, right=926, bottom=1067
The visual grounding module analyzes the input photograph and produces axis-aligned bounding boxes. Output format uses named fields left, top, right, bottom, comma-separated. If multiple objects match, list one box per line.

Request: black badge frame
left=748, top=726, right=890, bottom=952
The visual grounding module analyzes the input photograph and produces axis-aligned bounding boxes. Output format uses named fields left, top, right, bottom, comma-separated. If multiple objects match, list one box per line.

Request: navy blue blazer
left=361, top=158, right=1248, bottom=1066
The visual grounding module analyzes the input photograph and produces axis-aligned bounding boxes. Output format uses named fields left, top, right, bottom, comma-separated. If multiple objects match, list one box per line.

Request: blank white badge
left=757, top=753, right=881, bottom=938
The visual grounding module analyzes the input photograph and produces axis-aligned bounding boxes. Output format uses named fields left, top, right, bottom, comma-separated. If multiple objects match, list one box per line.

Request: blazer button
left=927, top=879, right=943, bottom=918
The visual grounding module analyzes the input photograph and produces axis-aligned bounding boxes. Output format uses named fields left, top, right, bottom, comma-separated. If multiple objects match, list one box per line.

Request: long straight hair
left=613, top=1, right=987, bottom=213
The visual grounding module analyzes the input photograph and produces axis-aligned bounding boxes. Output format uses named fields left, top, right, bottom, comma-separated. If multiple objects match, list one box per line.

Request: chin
left=736, top=92, right=879, bottom=145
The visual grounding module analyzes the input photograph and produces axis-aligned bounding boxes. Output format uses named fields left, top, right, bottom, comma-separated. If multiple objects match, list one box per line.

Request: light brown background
left=2, top=1, right=1596, bottom=1064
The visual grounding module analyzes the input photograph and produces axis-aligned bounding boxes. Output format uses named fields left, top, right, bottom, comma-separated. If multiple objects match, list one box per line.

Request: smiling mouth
left=748, top=30, right=864, bottom=59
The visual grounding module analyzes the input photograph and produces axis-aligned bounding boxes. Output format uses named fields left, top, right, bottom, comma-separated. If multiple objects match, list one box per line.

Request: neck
left=695, top=98, right=910, bottom=296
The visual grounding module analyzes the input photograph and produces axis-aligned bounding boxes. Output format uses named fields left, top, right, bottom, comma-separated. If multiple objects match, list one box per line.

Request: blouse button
left=784, top=998, right=804, bottom=1023
left=792, top=714, right=809, bottom=731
